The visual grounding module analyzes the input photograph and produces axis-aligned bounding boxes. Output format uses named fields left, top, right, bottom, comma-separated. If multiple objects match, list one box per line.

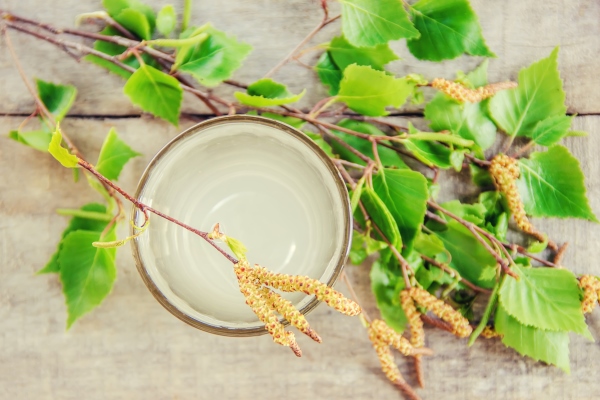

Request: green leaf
left=8, top=130, right=52, bottom=152
left=328, top=35, right=398, bottom=71
left=330, top=120, right=408, bottom=169
left=234, top=78, right=305, bottom=107
left=433, top=220, right=496, bottom=289
left=48, top=130, right=78, bottom=168
left=531, top=115, right=573, bottom=146
left=339, top=0, right=419, bottom=47
left=350, top=177, right=365, bottom=213
left=350, top=230, right=386, bottom=265
left=517, top=145, right=597, bottom=221
left=414, top=231, right=447, bottom=259
left=370, top=258, right=407, bottom=333
left=489, top=48, right=566, bottom=137
left=39, top=204, right=110, bottom=274
left=175, top=24, right=252, bottom=87
left=495, top=304, right=570, bottom=373
left=156, top=4, right=177, bottom=36
left=225, top=236, right=247, bottom=260
left=96, top=128, right=141, bottom=181
left=115, top=8, right=151, bottom=40
left=407, top=0, right=494, bottom=61
left=403, top=138, right=452, bottom=168
left=470, top=164, right=493, bottom=187
left=103, top=0, right=156, bottom=37
left=373, top=168, right=428, bottom=249
left=84, top=27, right=137, bottom=79
left=361, top=188, right=402, bottom=249
left=249, top=111, right=306, bottom=130
left=123, top=64, right=183, bottom=126
left=337, top=65, right=412, bottom=116
left=314, top=52, right=342, bottom=95
left=36, top=79, right=77, bottom=122
left=305, top=132, right=334, bottom=157
left=60, top=228, right=117, bottom=328
left=440, top=200, right=486, bottom=226
left=498, top=264, right=591, bottom=338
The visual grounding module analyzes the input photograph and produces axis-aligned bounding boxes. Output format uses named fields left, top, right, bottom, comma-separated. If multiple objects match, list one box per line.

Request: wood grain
left=1, top=1, right=600, bottom=399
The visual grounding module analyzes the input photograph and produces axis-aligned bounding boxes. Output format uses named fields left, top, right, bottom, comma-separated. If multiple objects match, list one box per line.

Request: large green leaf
left=174, top=24, right=252, bottom=87
left=329, top=119, right=408, bottom=169
left=339, top=0, right=419, bottom=47
left=407, top=0, right=494, bottom=61
left=337, top=65, right=412, bottom=116
left=517, top=145, right=597, bottom=221
left=361, top=187, right=402, bottom=249
left=373, top=168, right=428, bottom=249
left=38, top=204, right=110, bottom=274
left=424, top=61, right=496, bottom=152
left=8, top=130, right=52, bottom=152
left=60, top=228, right=117, bottom=328
left=96, top=128, right=141, bottom=181
left=498, top=264, right=590, bottom=338
left=123, top=64, right=183, bottom=126
left=433, top=220, right=496, bottom=289
left=489, top=48, right=566, bottom=137
left=370, top=258, right=407, bottom=333
left=234, top=78, right=305, bottom=107
left=495, top=304, right=570, bottom=373
left=531, top=115, right=573, bottom=147
left=36, top=79, right=77, bottom=122
left=328, top=35, right=398, bottom=71
left=314, top=52, right=342, bottom=95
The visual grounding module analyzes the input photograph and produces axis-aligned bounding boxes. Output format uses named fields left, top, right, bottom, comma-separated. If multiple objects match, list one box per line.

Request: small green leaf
left=495, top=304, right=570, bottom=373
left=249, top=111, right=306, bottom=130
left=531, top=115, right=573, bottom=146
left=373, top=168, right=428, bottom=249
left=527, top=240, right=548, bottom=254
left=60, top=228, right=117, bottom=328
left=156, top=4, right=177, bottom=36
left=337, top=65, right=412, bottom=116
left=330, top=120, right=408, bottom=169
left=414, top=231, right=447, bottom=259
left=433, top=220, right=496, bottom=289
left=115, top=8, right=151, bottom=40
left=517, top=145, right=597, bottom=221
left=96, top=128, right=141, bottom=181
left=8, top=130, right=52, bottom=152
left=350, top=230, right=386, bottom=265
left=361, top=188, right=402, bottom=249
left=123, top=64, right=183, bottom=126
left=84, top=27, right=138, bottom=79
left=327, top=35, right=398, bottom=71
left=39, top=204, right=110, bottom=274
left=407, top=0, right=494, bottom=61
left=350, top=177, right=365, bottom=213
left=402, top=137, right=453, bottom=169
left=225, top=236, right=247, bottom=260
left=370, top=258, right=407, bottom=333
left=36, top=79, right=77, bottom=122
left=48, top=129, right=78, bottom=168
left=489, top=48, right=566, bottom=137
left=314, top=52, right=342, bottom=95
left=103, top=0, right=156, bottom=37
left=440, top=200, right=487, bottom=226
left=175, top=24, right=252, bottom=87
left=305, top=132, right=335, bottom=157
left=499, top=264, right=591, bottom=338
left=235, top=78, right=306, bottom=107
left=470, top=164, right=493, bottom=187
left=339, top=0, right=419, bottom=47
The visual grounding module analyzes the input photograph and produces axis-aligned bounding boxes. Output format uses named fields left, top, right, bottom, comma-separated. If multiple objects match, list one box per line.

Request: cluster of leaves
left=7, top=0, right=599, bottom=381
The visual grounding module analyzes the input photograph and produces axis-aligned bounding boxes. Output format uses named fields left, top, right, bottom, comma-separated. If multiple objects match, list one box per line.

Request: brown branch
left=420, top=255, right=491, bottom=294
left=420, top=314, right=454, bottom=333
left=78, top=159, right=239, bottom=264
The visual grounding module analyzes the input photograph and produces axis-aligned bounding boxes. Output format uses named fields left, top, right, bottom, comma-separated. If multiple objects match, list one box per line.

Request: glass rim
left=130, top=114, right=352, bottom=337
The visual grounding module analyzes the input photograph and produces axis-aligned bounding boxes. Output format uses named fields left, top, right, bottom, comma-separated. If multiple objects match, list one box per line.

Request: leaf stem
left=468, top=280, right=500, bottom=346
left=182, top=0, right=192, bottom=32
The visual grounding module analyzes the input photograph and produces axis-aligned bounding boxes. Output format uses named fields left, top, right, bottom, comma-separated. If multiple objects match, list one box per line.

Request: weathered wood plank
left=1, top=0, right=600, bottom=116
left=1, top=114, right=599, bottom=399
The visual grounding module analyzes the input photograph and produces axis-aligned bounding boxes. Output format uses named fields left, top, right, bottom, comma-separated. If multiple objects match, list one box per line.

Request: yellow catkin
left=579, top=275, right=600, bottom=314
left=481, top=326, right=502, bottom=339
left=234, top=262, right=301, bottom=356
left=369, top=319, right=415, bottom=356
left=409, top=287, right=472, bottom=338
left=253, top=266, right=362, bottom=316
left=259, top=287, right=322, bottom=343
left=401, top=290, right=425, bottom=387
left=373, top=341, right=402, bottom=383
left=431, top=78, right=517, bottom=103
left=489, top=154, right=546, bottom=242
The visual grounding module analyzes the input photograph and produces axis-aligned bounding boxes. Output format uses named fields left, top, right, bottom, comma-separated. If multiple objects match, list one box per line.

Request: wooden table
left=1, top=1, right=599, bottom=399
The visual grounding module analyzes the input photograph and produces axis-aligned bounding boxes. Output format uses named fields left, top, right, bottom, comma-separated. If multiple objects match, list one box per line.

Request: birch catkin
left=431, top=78, right=517, bottom=103
left=409, top=287, right=472, bottom=338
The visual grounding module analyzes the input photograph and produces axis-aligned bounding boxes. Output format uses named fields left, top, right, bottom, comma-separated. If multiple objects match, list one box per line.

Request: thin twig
left=341, top=271, right=371, bottom=323
left=420, top=255, right=491, bottom=294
